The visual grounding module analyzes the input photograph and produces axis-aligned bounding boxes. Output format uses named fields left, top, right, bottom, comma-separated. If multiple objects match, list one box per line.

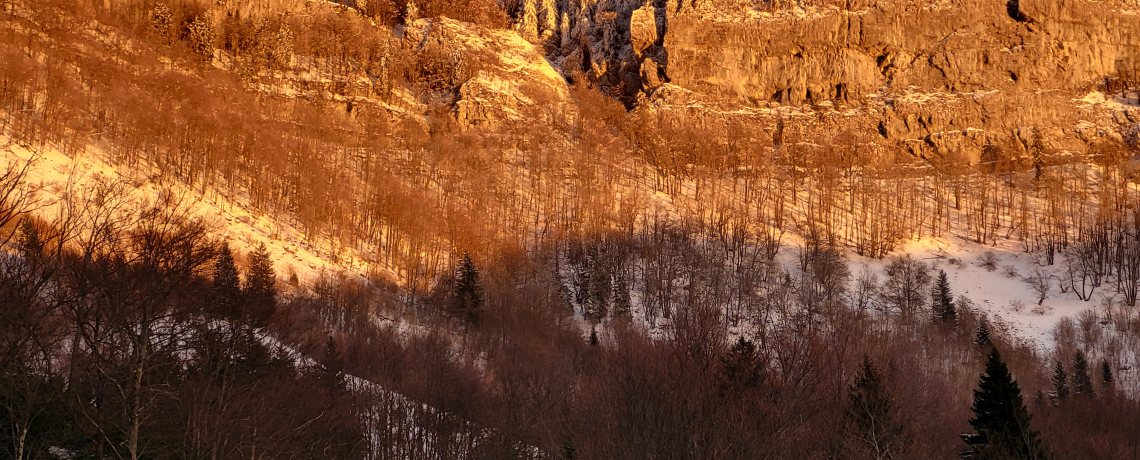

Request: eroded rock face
left=283, top=0, right=1138, bottom=160
left=666, top=0, right=1140, bottom=105
left=640, top=58, right=662, bottom=89
left=630, top=4, right=657, bottom=59
left=401, top=18, right=570, bottom=129
left=647, top=0, right=1140, bottom=161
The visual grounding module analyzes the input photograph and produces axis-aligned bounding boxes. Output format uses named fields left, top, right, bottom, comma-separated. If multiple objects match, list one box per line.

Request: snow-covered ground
left=2, top=129, right=1126, bottom=358
left=855, top=237, right=1100, bottom=350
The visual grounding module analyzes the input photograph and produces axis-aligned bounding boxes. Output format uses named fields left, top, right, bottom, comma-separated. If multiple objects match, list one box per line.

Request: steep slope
left=1, top=134, right=373, bottom=285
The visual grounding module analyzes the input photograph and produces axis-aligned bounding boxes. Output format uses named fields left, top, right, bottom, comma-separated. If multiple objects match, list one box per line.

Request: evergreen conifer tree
left=213, top=242, right=243, bottom=319
left=16, top=217, right=42, bottom=256
left=574, top=253, right=588, bottom=305
left=243, top=243, right=277, bottom=326
left=962, top=348, right=1046, bottom=459
left=1071, top=351, right=1093, bottom=397
left=588, top=327, right=598, bottom=346
left=518, top=0, right=539, bottom=41
left=1101, top=360, right=1113, bottom=386
left=975, top=319, right=992, bottom=347
left=612, top=273, right=631, bottom=317
left=933, top=270, right=956, bottom=323
left=317, top=335, right=347, bottom=390
left=455, top=252, right=483, bottom=324
left=577, top=248, right=610, bottom=320
left=1050, top=361, right=1068, bottom=401
left=845, top=356, right=905, bottom=459
left=721, top=337, right=762, bottom=389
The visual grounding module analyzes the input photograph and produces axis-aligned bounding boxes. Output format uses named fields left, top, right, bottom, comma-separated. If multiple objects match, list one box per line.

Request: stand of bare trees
left=4, top=3, right=1140, bottom=459
left=2, top=146, right=1140, bottom=460
left=4, top=0, right=1140, bottom=310
left=0, top=169, right=366, bottom=459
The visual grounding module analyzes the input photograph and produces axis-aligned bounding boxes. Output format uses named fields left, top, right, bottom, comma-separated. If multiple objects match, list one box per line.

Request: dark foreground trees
left=244, top=242, right=278, bottom=327
left=6, top=203, right=1140, bottom=459
left=0, top=168, right=1135, bottom=460
left=0, top=199, right=360, bottom=460
left=454, top=251, right=483, bottom=324
left=963, top=348, right=1046, bottom=459
left=844, top=356, right=907, bottom=460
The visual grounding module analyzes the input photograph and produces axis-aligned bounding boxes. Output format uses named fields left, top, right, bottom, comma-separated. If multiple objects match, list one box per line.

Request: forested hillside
left=3, top=0, right=1140, bottom=458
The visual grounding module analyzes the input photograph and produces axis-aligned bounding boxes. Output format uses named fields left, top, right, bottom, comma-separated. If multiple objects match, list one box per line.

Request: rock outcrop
left=642, top=0, right=1140, bottom=161
left=664, top=0, right=1140, bottom=106
left=257, top=0, right=1140, bottom=160
left=400, top=18, right=571, bottom=128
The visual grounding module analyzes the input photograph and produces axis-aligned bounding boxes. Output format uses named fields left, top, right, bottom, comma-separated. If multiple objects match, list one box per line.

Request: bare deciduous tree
left=880, top=254, right=931, bottom=321
left=1024, top=267, right=1053, bottom=305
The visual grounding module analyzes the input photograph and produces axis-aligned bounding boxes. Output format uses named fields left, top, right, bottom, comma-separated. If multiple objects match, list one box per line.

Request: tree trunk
left=15, top=423, right=27, bottom=460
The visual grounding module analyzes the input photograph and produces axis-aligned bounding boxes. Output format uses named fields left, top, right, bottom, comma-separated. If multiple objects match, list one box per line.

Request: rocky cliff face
left=666, top=0, right=1139, bottom=104
left=640, top=0, right=1140, bottom=162
left=401, top=18, right=571, bottom=128
left=219, top=0, right=1139, bottom=161
left=209, top=2, right=571, bottom=131
left=528, top=0, right=1140, bottom=162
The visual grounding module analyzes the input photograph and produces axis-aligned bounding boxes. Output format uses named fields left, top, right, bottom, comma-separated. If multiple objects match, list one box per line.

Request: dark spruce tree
left=611, top=273, right=631, bottom=317
left=1049, top=361, right=1068, bottom=401
left=962, top=348, right=1046, bottom=459
left=16, top=217, right=42, bottom=256
left=578, top=247, right=609, bottom=320
left=1071, top=351, right=1093, bottom=397
left=319, top=335, right=347, bottom=387
left=212, top=241, right=243, bottom=319
left=720, top=337, right=763, bottom=390
left=455, top=252, right=483, bottom=324
left=845, top=356, right=905, bottom=460
left=243, top=242, right=277, bottom=327
left=1101, top=360, right=1113, bottom=386
left=975, top=319, right=992, bottom=347
left=932, top=270, right=956, bottom=323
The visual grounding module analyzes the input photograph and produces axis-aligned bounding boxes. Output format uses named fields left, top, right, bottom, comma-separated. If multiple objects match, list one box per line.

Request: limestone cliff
left=218, top=0, right=1139, bottom=161
left=401, top=18, right=571, bottom=128
left=648, top=0, right=1140, bottom=161
left=524, top=0, right=1140, bottom=162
